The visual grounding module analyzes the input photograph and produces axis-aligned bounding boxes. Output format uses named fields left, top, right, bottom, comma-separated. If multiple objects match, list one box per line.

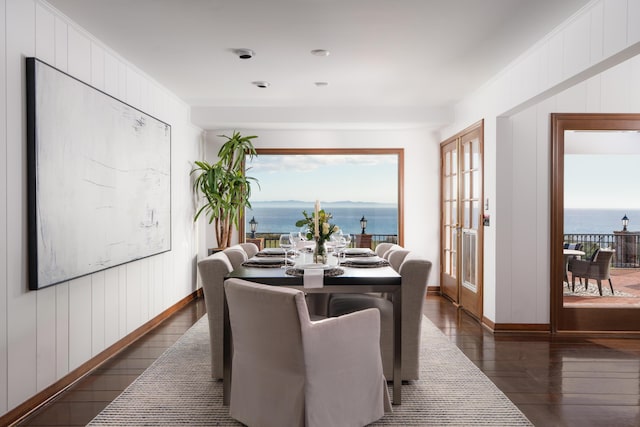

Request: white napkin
left=303, top=268, right=324, bottom=288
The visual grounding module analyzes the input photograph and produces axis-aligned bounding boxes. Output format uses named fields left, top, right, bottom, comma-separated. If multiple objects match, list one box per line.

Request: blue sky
left=565, top=154, right=640, bottom=209
left=246, top=154, right=398, bottom=204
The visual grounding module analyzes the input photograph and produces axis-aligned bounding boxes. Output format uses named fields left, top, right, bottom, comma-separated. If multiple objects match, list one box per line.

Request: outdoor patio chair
left=569, top=249, right=615, bottom=296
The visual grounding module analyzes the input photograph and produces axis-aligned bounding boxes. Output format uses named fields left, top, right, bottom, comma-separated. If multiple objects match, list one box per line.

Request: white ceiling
left=47, top=0, right=591, bottom=130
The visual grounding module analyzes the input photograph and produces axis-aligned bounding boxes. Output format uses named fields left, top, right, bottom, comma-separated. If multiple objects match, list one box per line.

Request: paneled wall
left=0, top=0, right=202, bottom=415
left=502, top=54, right=640, bottom=323
left=441, top=0, right=640, bottom=324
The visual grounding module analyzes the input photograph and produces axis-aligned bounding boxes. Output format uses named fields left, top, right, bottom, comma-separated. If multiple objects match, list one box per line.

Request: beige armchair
left=329, top=252, right=432, bottom=381
left=224, top=278, right=391, bottom=427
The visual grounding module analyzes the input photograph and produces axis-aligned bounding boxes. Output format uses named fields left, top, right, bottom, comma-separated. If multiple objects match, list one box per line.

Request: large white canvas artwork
left=27, top=58, right=171, bottom=290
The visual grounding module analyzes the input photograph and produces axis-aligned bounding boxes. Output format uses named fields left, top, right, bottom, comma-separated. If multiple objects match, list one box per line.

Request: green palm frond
left=191, top=131, right=259, bottom=247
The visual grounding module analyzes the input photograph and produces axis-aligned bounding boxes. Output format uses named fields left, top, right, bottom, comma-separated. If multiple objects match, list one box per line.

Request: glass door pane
left=462, top=230, right=477, bottom=291
left=441, top=139, right=459, bottom=300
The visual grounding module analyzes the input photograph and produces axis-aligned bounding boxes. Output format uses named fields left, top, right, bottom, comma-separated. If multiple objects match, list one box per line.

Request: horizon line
left=250, top=199, right=396, bottom=205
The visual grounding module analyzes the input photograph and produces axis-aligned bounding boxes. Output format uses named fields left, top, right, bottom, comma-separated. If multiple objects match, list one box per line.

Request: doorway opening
left=551, top=113, right=640, bottom=333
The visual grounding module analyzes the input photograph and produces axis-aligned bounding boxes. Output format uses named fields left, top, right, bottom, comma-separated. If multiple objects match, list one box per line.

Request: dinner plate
left=347, top=256, right=383, bottom=264
left=296, top=263, right=331, bottom=270
left=343, top=248, right=374, bottom=255
left=248, top=257, right=285, bottom=264
left=260, top=248, right=285, bottom=255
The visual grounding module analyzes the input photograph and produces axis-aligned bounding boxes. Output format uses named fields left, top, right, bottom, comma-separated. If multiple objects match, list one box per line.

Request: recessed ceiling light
left=314, top=82, right=329, bottom=87
left=252, top=81, right=270, bottom=88
left=311, top=49, right=330, bottom=57
left=233, top=48, right=255, bottom=59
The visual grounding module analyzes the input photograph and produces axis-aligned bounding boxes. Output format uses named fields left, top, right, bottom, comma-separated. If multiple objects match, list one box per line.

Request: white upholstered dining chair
left=329, top=252, right=432, bottom=381
left=196, top=243, right=257, bottom=379
left=224, top=278, right=391, bottom=427
left=238, top=242, right=259, bottom=258
left=375, top=243, right=401, bottom=258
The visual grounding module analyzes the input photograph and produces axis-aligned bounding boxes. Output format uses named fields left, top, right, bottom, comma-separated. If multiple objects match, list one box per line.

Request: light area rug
left=563, top=284, right=635, bottom=297
left=89, top=314, right=532, bottom=426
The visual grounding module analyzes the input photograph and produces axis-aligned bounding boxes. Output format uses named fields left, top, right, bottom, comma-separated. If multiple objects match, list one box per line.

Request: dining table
left=563, top=248, right=586, bottom=284
left=223, top=253, right=404, bottom=405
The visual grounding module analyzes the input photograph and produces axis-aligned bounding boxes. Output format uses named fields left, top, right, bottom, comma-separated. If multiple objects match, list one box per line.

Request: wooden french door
left=440, top=121, right=484, bottom=320
left=441, top=140, right=459, bottom=302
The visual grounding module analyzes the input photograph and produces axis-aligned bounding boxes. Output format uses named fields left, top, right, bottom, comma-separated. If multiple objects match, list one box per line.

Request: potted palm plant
left=191, top=131, right=258, bottom=249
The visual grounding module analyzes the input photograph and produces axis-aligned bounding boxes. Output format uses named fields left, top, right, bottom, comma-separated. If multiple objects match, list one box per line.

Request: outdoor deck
left=564, top=268, right=640, bottom=307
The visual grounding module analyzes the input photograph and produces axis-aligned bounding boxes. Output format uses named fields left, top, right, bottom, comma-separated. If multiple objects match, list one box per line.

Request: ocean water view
left=564, top=209, right=640, bottom=234
left=245, top=202, right=398, bottom=236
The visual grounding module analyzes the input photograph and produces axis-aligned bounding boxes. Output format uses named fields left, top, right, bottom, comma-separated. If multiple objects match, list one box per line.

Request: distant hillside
left=250, top=200, right=396, bottom=208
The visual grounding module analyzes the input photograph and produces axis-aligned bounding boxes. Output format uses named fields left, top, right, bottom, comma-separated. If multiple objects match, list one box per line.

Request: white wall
left=0, top=0, right=202, bottom=415
left=441, top=0, right=640, bottom=324
left=203, top=128, right=441, bottom=280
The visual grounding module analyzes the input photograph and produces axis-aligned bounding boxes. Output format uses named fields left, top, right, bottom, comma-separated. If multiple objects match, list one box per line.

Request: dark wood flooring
left=426, top=296, right=640, bottom=427
left=15, top=295, right=640, bottom=426
left=15, top=298, right=207, bottom=426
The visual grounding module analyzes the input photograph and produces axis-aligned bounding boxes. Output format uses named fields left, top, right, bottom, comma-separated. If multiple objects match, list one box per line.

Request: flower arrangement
left=295, top=209, right=339, bottom=242
left=295, top=202, right=339, bottom=263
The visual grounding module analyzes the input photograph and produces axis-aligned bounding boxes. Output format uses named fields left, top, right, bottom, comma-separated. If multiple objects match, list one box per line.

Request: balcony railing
left=247, top=233, right=398, bottom=250
left=564, top=233, right=640, bottom=268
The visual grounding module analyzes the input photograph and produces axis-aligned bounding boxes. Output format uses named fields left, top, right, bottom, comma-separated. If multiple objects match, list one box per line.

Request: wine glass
left=335, top=237, right=346, bottom=264
left=331, top=231, right=346, bottom=264
left=341, top=233, right=352, bottom=261
left=279, top=234, right=293, bottom=268
left=290, top=231, right=304, bottom=258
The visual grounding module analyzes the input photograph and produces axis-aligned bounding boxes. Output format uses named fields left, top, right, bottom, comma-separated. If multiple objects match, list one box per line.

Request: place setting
left=333, top=245, right=390, bottom=268
left=284, top=262, right=344, bottom=278
left=243, top=235, right=298, bottom=267
left=340, top=247, right=376, bottom=257
left=241, top=256, right=290, bottom=268
left=339, top=256, right=390, bottom=268
left=254, top=247, right=287, bottom=257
